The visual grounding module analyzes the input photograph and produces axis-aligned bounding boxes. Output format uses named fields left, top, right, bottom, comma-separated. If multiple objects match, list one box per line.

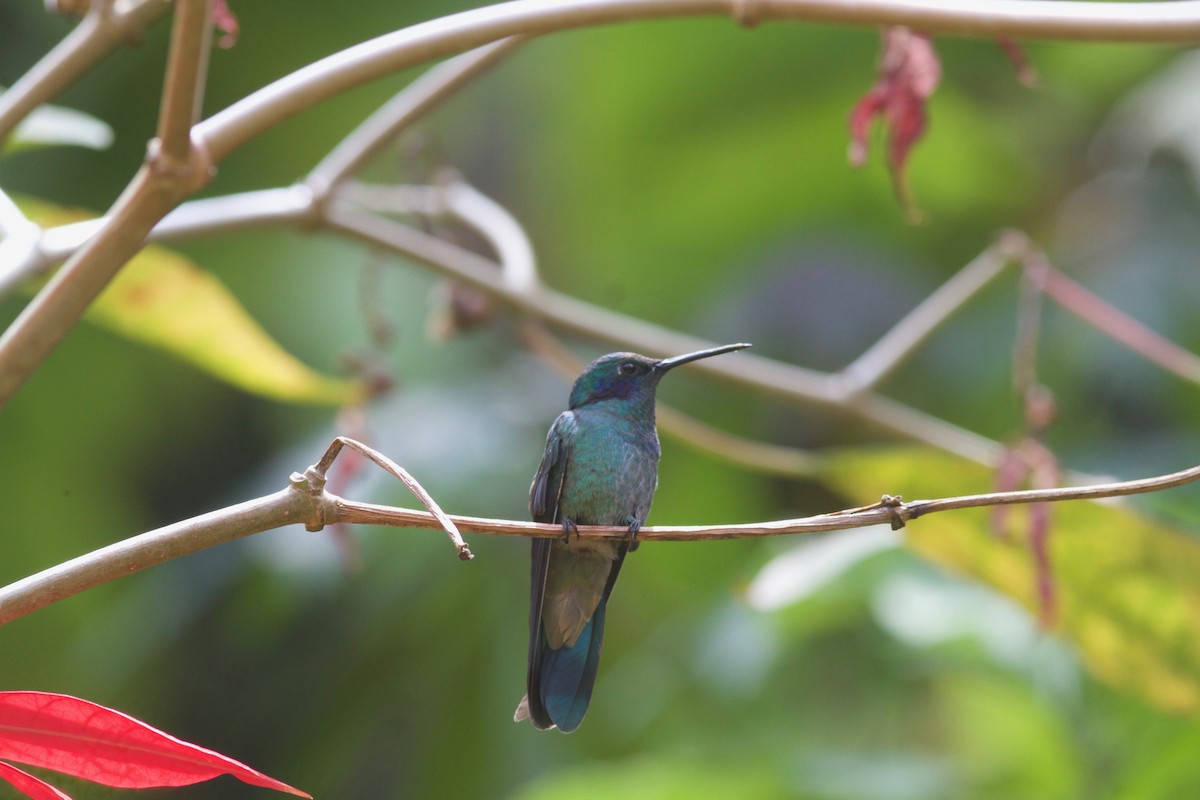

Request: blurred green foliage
left=2, top=2, right=1200, bottom=799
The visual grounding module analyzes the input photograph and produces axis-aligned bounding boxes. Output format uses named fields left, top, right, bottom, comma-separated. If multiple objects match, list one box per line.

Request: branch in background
left=325, top=199, right=1007, bottom=465
left=836, top=230, right=1021, bottom=396
left=1, top=437, right=1196, bottom=629
left=0, top=0, right=215, bottom=409
left=1042, top=266, right=1200, bottom=385
left=194, top=0, right=1200, bottom=166
left=305, top=38, right=526, bottom=198
left=0, top=0, right=170, bottom=147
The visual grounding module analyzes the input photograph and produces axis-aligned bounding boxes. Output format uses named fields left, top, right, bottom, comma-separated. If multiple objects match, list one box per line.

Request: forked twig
left=307, top=436, right=473, bottom=560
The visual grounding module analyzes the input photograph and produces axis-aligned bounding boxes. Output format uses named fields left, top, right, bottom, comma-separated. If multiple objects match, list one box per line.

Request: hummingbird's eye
left=618, top=361, right=639, bottom=376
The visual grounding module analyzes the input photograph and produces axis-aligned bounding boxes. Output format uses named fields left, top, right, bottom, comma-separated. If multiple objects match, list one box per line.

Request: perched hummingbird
left=514, top=342, right=751, bottom=732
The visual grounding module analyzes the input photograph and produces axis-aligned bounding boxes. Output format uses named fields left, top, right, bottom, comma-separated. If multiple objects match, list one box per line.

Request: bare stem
left=325, top=202, right=1005, bottom=464
left=0, top=169, right=182, bottom=406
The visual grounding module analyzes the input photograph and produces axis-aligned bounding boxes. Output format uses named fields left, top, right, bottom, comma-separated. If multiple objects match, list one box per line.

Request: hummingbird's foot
left=559, top=518, right=579, bottom=543
left=625, top=518, right=642, bottom=552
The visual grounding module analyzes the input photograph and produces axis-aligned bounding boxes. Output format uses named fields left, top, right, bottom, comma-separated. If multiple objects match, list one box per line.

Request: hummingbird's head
left=567, top=343, right=751, bottom=410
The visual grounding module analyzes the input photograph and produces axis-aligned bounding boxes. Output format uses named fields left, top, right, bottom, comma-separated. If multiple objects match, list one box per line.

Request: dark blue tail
left=533, top=602, right=607, bottom=733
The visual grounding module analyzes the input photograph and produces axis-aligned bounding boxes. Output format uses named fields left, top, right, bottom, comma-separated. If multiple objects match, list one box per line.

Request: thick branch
left=0, top=487, right=315, bottom=628
left=0, top=170, right=182, bottom=405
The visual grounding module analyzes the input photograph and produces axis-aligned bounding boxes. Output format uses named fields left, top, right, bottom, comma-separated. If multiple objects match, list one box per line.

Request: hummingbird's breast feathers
left=558, top=405, right=660, bottom=527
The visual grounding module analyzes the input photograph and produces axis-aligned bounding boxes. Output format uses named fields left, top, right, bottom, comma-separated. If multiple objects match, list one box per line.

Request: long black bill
left=656, top=342, right=751, bottom=372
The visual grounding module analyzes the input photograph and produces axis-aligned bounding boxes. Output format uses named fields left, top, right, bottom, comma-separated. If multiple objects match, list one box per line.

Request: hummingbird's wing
left=530, top=410, right=574, bottom=524
left=523, top=412, right=576, bottom=729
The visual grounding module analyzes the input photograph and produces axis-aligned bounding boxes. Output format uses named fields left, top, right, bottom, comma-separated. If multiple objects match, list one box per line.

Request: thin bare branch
left=0, top=170, right=184, bottom=407
left=838, top=232, right=1016, bottom=396
left=432, top=174, right=820, bottom=476
left=440, top=178, right=540, bottom=292
left=339, top=178, right=542, bottom=292
left=1042, top=267, right=1200, bottom=385
left=0, top=187, right=316, bottom=299
left=307, top=38, right=526, bottom=197
left=1011, top=240, right=1048, bottom=398
left=907, top=462, right=1200, bottom=517
left=331, top=460, right=1200, bottom=539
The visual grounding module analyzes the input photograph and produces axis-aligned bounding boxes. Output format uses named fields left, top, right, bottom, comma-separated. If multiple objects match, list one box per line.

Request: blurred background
left=3, top=1, right=1200, bottom=798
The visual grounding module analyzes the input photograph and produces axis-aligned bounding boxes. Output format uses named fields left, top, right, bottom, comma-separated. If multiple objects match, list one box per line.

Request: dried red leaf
left=990, top=436, right=1061, bottom=627
left=0, top=692, right=309, bottom=797
left=0, top=761, right=73, bottom=800
left=213, top=0, right=240, bottom=48
left=1028, top=439, right=1061, bottom=627
left=1029, top=497, right=1056, bottom=627
left=989, top=447, right=1026, bottom=538
left=848, top=26, right=941, bottom=218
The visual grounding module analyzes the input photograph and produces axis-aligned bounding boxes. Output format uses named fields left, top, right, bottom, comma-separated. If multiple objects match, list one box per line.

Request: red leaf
left=0, top=761, right=73, bottom=800
left=848, top=26, right=942, bottom=220
left=0, top=692, right=309, bottom=797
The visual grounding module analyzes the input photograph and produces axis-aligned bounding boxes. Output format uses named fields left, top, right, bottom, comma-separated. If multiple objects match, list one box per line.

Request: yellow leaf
left=819, top=447, right=1200, bottom=715
left=21, top=198, right=364, bottom=406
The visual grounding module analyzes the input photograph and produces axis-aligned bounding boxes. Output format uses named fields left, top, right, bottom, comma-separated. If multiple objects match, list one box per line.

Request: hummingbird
left=514, top=342, right=751, bottom=732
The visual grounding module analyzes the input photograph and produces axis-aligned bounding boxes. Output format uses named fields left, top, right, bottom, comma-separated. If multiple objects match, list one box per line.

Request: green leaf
left=818, top=446, right=1200, bottom=716
left=4, top=103, right=114, bottom=155
left=22, top=199, right=364, bottom=406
